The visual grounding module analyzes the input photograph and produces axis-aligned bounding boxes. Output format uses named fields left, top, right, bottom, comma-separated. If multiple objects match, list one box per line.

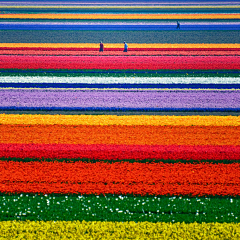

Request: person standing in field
left=123, top=41, right=128, bottom=52
left=176, top=21, right=180, bottom=29
left=99, top=41, right=104, bottom=52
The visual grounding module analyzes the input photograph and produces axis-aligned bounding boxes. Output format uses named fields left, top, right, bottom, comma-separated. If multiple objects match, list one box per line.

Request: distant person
left=123, top=41, right=128, bottom=52
left=99, top=41, right=104, bottom=52
left=176, top=21, right=180, bottom=29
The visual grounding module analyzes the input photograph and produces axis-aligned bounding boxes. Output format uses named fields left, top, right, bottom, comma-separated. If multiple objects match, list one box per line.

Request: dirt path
left=1, top=110, right=239, bottom=116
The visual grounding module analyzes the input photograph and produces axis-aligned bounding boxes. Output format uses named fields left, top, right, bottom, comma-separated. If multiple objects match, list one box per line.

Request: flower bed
left=2, top=50, right=240, bottom=56
left=1, top=1, right=240, bottom=238
left=1, top=220, right=240, bottom=239
left=1, top=161, right=240, bottom=196
left=2, top=13, right=240, bottom=20
left=1, top=125, right=239, bottom=145
left=1, top=143, right=240, bottom=161
left=0, top=89, right=240, bottom=111
left=0, top=114, right=239, bottom=126
left=0, top=194, right=239, bottom=223
left=1, top=55, right=240, bottom=70
left=1, top=22, right=240, bottom=31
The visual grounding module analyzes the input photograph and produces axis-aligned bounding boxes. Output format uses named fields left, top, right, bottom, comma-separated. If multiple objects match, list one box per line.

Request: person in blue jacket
left=99, top=41, right=104, bottom=52
left=123, top=41, right=128, bottom=52
left=176, top=21, right=180, bottom=29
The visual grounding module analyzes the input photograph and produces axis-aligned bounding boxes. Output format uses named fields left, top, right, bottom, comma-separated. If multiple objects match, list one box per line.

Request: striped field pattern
left=0, top=0, right=240, bottom=239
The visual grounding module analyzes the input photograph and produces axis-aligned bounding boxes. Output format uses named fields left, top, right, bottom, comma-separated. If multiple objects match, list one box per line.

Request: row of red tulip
left=0, top=55, right=239, bottom=70
left=1, top=50, right=239, bottom=56
left=0, top=161, right=239, bottom=196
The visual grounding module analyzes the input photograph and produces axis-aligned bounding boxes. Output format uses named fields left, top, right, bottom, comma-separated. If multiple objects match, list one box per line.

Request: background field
left=0, top=1, right=240, bottom=239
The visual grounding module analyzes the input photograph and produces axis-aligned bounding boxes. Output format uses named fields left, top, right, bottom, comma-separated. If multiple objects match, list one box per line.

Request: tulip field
left=0, top=0, right=240, bottom=239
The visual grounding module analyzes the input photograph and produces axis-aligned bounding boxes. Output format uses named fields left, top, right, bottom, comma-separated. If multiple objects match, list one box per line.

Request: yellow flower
left=0, top=221, right=240, bottom=239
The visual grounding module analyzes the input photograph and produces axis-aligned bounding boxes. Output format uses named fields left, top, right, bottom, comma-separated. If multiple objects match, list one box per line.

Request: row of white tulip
left=0, top=76, right=239, bottom=84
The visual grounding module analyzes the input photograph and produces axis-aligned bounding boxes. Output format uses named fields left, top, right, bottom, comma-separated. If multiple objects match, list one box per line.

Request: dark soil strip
left=0, top=110, right=239, bottom=115
left=0, top=30, right=239, bottom=44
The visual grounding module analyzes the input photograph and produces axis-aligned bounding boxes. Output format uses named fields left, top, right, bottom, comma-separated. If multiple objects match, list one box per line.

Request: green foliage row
left=0, top=69, right=239, bottom=78
left=1, top=157, right=240, bottom=164
left=0, top=194, right=239, bottom=223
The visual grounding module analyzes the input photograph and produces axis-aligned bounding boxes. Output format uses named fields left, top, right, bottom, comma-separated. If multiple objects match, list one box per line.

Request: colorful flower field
left=0, top=0, right=240, bottom=239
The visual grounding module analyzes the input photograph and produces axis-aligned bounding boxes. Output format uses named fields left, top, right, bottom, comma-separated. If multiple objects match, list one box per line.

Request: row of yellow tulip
left=0, top=221, right=239, bottom=239
left=2, top=13, right=240, bottom=19
left=1, top=114, right=239, bottom=126
left=0, top=43, right=239, bottom=49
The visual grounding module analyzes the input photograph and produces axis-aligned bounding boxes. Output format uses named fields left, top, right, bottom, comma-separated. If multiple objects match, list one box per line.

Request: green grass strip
left=0, top=69, right=239, bottom=78
left=0, top=194, right=239, bottom=223
left=1, top=157, right=240, bottom=164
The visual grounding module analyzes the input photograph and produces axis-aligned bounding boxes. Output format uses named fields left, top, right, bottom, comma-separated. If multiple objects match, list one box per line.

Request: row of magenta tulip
left=1, top=50, right=239, bottom=56
left=1, top=144, right=240, bottom=161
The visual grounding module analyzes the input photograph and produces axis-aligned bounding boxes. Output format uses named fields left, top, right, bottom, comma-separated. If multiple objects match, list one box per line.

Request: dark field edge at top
left=0, top=30, right=239, bottom=43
